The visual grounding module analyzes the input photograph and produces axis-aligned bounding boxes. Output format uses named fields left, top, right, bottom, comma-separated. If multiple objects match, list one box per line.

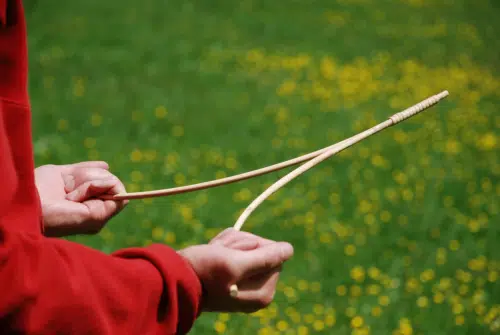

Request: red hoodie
left=0, top=1, right=203, bottom=334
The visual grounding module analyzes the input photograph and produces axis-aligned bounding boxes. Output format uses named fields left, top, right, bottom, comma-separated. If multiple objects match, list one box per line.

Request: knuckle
left=256, top=290, right=274, bottom=308
left=217, top=257, right=235, bottom=278
left=76, top=169, right=92, bottom=181
left=242, top=305, right=261, bottom=314
left=86, top=223, right=104, bottom=235
left=264, top=257, right=275, bottom=271
left=210, top=228, right=232, bottom=243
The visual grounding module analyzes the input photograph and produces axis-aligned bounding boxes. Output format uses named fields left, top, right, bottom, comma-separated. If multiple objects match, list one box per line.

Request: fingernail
left=65, top=189, right=79, bottom=201
left=63, top=174, right=75, bottom=191
left=280, top=243, right=294, bottom=259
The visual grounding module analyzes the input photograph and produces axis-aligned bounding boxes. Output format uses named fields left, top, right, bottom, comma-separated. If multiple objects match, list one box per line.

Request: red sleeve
left=0, top=103, right=17, bottom=215
left=0, top=105, right=203, bottom=334
left=0, top=229, right=203, bottom=335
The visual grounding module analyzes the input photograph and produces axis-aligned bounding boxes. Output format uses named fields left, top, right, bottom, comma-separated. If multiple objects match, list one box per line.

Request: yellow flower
left=405, top=278, right=420, bottom=293
left=275, top=107, right=289, bottom=123
left=438, top=277, right=452, bottom=290
left=144, top=150, right=157, bottom=161
left=214, top=321, right=226, bottom=333
left=304, top=313, right=315, bottom=324
left=393, top=171, right=408, bottom=185
left=371, top=306, right=382, bottom=317
left=445, top=139, right=461, bottom=154
left=297, top=326, right=309, bottom=335
left=284, top=286, right=297, bottom=300
left=277, top=80, right=297, bottom=96
left=172, top=125, right=184, bottom=137
left=164, top=232, right=175, bottom=244
left=368, top=267, right=381, bottom=280
left=416, top=296, right=429, bottom=308
left=130, top=149, right=143, bottom=162
left=345, top=244, right=356, bottom=256
left=311, top=281, right=321, bottom=292
left=420, top=269, right=435, bottom=282
left=325, top=313, right=336, bottom=326
left=313, top=320, right=325, bottom=331
left=350, top=285, right=362, bottom=297
left=455, top=315, right=465, bottom=326
left=489, top=271, right=498, bottom=282
left=468, top=256, right=487, bottom=271
left=73, top=77, right=85, bottom=97
left=297, top=280, right=308, bottom=291
left=90, top=113, right=102, bottom=127
left=398, top=318, right=413, bottom=335
left=367, top=284, right=381, bottom=295
left=452, top=303, right=464, bottom=315
left=380, top=210, right=392, bottom=222
left=57, top=119, right=69, bottom=131
left=155, top=105, right=168, bottom=119
left=350, top=266, right=366, bottom=282
left=130, top=170, right=143, bottom=183
left=313, top=304, right=325, bottom=315
left=449, top=240, right=460, bottom=251
left=276, top=320, right=288, bottom=332
left=320, top=56, right=336, bottom=80
left=433, top=292, right=445, bottom=304
left=152, top=227, right=164, bottom=240
left=379, top=295, right=390, bottom=306
left=336, top=285, right=347, bottom=296
left=174, top=173, right=186, bottom=185
left=350, top=316, right=364, bottom=328
left=436, top=247, right=447, bottom=265
left=477, top=132, right=496, bottom=150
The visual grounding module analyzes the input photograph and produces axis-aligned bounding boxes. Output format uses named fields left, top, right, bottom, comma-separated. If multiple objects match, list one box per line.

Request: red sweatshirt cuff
left=113, top=244, right=203, bottom=334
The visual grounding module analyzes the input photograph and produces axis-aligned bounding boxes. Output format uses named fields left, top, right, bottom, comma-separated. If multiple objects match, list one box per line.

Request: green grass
left=27, top=0, right=499, bottom=334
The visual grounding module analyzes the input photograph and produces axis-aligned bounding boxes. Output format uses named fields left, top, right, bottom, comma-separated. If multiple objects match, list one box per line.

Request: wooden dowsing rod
left=105, top=90, right=449, bottom=204
left=102, top=90, right=450, bottom=297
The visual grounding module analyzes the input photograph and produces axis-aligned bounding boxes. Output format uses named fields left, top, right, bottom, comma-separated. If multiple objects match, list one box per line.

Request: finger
left=83, top=198, right=126, bottom=225
left=225, top=233, right=275, bottom=248
left=232, top=269, right=282, bottom=312
left=64, top=161, right=110, bottom=172
left=63, top=167, right=116, bottom=192
left=227, top=237, right=275, bottom=251
left=227, top=239, right=260, bottom=251
left=210, top=229, right=275, bottom=247
left=209, top=228, right=235, bottom=244
left=65, top=179, right=124, bottom=202
left=236, top=242, right=294, bottom=278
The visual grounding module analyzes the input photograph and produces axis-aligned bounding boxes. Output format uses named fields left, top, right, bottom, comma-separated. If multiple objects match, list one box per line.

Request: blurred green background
left=26, top=0, right=499, bottom=334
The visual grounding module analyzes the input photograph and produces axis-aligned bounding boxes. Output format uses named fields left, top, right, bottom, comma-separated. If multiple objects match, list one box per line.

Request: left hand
left=34, top=161, right=128, bottom=237
left=179, top=228, right=292, bottom=313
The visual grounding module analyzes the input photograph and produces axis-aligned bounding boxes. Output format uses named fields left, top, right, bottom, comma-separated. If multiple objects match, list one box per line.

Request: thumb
left=236, top=242, right=294, bottom=278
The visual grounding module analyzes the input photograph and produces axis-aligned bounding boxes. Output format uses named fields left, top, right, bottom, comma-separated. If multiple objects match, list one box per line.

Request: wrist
left=177, top=248, right=207, bottom=312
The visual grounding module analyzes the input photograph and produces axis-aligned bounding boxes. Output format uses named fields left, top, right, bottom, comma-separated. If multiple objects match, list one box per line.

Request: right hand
left=178, top=229, right=294, bottom=313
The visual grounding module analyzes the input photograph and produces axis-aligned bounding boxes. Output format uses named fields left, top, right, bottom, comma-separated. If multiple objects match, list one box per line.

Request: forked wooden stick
left=228, top=90, right=449, bottom=297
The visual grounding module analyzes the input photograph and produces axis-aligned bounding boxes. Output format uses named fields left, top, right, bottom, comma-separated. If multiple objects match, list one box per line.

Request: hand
left=34, top=161, right=128, bottom=237
left=178, top=229, right=294, bottom=313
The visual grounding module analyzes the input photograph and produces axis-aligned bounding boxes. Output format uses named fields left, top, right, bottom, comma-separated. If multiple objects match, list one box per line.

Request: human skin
left=35, top=161, right=294, bottom=313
